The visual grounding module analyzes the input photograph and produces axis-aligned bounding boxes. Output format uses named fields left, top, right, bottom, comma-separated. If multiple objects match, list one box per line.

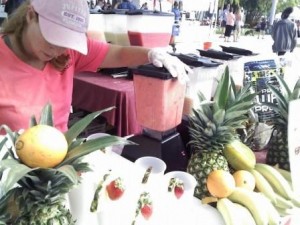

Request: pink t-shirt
left=0, top=37, right=109, bottom=132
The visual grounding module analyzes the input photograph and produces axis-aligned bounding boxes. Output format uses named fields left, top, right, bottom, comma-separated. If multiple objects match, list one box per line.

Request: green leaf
left=57, top=165, right=80, bottom=184
left=30, top=115, right=38, bottom=127
left=266, top=83, right=288, bottom=108
left=213, top=67, right=230, bottom=111
left=59, top=135, right=133, bottom=166
left=39, top=103, right=53, bottom=126
left=0, top=159, right=36, bottom=195
left=213, top=109, right=225, bottom=125
left=275, top=75, right=291, bottom=100
left=64, top=107, right=115, bottom=146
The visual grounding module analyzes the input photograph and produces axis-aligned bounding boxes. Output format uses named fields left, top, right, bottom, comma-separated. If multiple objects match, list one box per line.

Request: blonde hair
left=1, top=0, right=70, bottom=71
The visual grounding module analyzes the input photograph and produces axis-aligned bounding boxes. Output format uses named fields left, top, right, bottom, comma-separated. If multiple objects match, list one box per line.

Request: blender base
left=121, top=131, right=188, bottom=172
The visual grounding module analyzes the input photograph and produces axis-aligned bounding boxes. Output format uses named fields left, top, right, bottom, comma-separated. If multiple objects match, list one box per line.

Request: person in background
left=271, top=7, right=297, bottom=56
left=0, top=0, right=190, bottom=133
left=4, top=0, right=25, bottom=16
left=257, top=17, right=266, bottom=39
left=117, top=0, right=136, bottom=10
left=172, top=1, right=181, bottom=22
left=233, top=6, right=243, bottom=42
left=224, top=6, right=235, bottom=42
left=140, top=2, right=148, bottom=10
left=90, top=0, right=104, bottom=12
left=219, top=4, right=230, bottom=38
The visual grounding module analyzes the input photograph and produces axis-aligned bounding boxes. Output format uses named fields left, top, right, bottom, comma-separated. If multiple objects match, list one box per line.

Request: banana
left=291, top=197, right=300, bottom=207
left=232, top=203, right=256, bottom=225
left=255, top=163, right=294, bottom=200
left=217, top=198, right=240, bottom=225
left=273, top=192, right=294, bottom=209
left=273, top=164, right=292, bottom=182
left=223, top=140, right=256, bottom=171
left=228, top=187, right=269, bottom=225
left=255, top=192, right=280, bottom=225
left=249, top=169, right=277, bottom=204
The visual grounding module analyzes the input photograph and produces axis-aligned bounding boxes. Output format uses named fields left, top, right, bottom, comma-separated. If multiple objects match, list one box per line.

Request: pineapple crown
left=264, top=75, right=300, bottom=129
left=188, top=66, right=257, bottom=153
left=0, top=103, right=133, bottom=223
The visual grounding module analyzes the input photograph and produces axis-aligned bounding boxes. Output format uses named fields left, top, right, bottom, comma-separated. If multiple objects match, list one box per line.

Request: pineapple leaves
left=290, top=79, right=300, bottom=100
left=275, top=75, right=292, bottom=99
left=213, top=66, right=230, bottom=111
left=39, top=103, right=53, bottom=126
left=29, top=115, right=38, bottom=127
left=0, top=159, right=36, bottom=196
left=265, top=83, right=288, bottom=112
left=59, top=135, right=133, bottom=166
left=64, top=106, right=115, bottom=146
left=57, top=165, right=80, bottom=185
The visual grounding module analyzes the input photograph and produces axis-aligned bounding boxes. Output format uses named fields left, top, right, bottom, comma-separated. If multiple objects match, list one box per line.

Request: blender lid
left=132, top=64, right=174, bottom=80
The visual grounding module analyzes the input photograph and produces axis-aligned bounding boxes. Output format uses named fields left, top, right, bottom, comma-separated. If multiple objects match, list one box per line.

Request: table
left=72, top=71, right=142, bottom=137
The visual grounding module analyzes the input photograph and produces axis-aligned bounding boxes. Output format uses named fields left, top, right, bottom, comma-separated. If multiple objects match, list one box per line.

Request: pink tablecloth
left=72, top=72, right=142, bottom=137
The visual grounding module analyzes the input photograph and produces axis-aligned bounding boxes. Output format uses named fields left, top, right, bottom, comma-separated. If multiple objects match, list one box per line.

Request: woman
left=224, top=7, right=235, bottom=42
left=272, top=7, right=297, bottom=55
left=0, top=0, right=190, bottom=133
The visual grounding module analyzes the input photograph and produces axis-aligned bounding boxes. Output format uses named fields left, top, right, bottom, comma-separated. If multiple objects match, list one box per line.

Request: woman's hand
left=148, top=48, right=192, bottom=84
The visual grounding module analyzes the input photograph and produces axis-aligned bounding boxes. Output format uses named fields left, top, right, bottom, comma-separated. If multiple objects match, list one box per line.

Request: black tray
left=197, top=49, right=242, bottom=60
left=220, top=45, right=258, bottom=56
left=171, top=53, right=223, bottom=67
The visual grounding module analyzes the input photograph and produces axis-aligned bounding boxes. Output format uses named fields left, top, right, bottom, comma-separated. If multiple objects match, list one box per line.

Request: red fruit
left=106, top=178, right=125, bottom=200
left=141, top=204, right=153, bottom=220
left=174, top=186, right=184, bottom=199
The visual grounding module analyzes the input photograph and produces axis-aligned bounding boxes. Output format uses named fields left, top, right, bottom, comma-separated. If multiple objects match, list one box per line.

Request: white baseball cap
left=31, top=0, right=89, bottom=55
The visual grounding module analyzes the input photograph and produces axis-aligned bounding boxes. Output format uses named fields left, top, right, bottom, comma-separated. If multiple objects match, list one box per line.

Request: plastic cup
left=164, top=171, right=197, bottom=201
left=162, top=171, right=198, bottom=225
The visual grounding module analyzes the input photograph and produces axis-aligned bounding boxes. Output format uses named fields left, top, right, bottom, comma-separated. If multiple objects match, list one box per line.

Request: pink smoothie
left=133, top=75, right=186, bottom=131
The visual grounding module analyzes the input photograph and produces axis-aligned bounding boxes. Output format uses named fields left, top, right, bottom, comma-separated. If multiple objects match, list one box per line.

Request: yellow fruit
left=223, top=140, right=256, bottom=171
left=206, top=170, right=236, bottom=198
left=15, top=124, right=68, bottom=168
left=233, top=170, right=256, bottom=191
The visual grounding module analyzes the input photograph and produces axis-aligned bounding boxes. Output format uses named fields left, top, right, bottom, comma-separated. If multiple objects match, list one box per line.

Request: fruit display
left=0, top=103, right=130, bottom=224
left=187, top=66, right=257, bottom=199
left=205, top=162, right=300, bottom=225
left=264, top=75, right=300, bottom=171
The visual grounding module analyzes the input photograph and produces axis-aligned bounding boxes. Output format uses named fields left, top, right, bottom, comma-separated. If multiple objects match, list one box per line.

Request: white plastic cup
left=163, top=171, right=197, bottom=201
left=134, top=156, right=167, bottom=177
left=163, top=171, right=198, bottom=225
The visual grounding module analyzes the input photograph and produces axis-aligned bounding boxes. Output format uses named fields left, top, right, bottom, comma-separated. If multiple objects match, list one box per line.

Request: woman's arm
left=100, top=45, right=150, bottom=68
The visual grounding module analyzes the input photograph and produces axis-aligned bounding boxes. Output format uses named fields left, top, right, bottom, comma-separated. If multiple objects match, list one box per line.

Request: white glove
left=148, top=48, right=192, bottom=84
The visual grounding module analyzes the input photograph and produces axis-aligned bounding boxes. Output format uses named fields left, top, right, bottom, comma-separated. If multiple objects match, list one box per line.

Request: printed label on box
left=243, top=59, right=284, bottom=123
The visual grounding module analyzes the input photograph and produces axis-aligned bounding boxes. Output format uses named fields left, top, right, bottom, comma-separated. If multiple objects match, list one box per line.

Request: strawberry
left=174, top=185, right=184, bottom=199
left=141, top=204, right=153, bottom=220
left=106, top=177, right=125, bottom=200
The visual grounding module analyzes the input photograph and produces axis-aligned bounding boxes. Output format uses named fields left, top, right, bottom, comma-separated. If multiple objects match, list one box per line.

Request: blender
left=121, top=64, right=188, bottom=172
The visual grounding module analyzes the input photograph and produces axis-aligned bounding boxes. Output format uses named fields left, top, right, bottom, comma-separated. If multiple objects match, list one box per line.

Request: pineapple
left=265, top=75, right=300, bottom=171
left=187, top=67, right=257, bottom=199
left=0, top=104, right=131, bottom=224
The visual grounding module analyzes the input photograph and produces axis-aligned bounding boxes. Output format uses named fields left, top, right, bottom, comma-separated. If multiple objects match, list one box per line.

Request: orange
left=233, top=170, right=256, bottom=191
left=15, top=125, right=68, bottom=168
left=206, top=170, right=236, bottom=198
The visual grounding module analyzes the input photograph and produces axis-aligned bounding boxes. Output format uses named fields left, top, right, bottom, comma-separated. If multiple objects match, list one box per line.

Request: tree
left=240, top=0, right=300, bottom=26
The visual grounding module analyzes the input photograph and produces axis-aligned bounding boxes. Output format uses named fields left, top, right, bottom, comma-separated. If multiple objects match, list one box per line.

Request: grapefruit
left=206, top=170, right=236, bottom=198
left=15, top=124, right=68, bottom=168
left=233, top=170, right=256, bottom=191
